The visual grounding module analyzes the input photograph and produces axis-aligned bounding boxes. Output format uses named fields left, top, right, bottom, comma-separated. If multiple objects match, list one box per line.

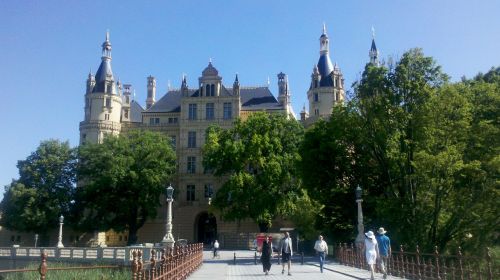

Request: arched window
left=211, top=84, right=215, bottom=96
left=206, top=84, right=210, bottom=96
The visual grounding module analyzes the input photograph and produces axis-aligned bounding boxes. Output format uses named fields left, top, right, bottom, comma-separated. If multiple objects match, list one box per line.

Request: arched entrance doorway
left=195, top=212, right=217, bottom=245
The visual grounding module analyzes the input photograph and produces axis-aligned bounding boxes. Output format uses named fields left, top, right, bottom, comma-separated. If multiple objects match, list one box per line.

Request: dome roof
left=202, top=62, right=219, bottom=77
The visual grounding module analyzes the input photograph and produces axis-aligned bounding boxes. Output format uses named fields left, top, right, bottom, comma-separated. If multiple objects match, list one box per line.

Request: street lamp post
left=162, top=184, right=175, bottom=248
left=355, top=185, right=364, bottom=248
left=57, top=215, right=64, bottom=248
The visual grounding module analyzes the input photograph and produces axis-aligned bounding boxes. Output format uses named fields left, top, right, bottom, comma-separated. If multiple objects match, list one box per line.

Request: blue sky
left=1, top=0, right=499, bottom=199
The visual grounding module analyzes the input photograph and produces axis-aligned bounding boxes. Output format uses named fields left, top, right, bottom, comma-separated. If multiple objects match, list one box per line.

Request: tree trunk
left=127, top=228, right=138, bottom=246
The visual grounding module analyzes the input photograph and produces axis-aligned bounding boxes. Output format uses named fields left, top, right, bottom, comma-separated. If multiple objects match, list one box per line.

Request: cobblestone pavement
left=188, top=250, right=405, bottom=280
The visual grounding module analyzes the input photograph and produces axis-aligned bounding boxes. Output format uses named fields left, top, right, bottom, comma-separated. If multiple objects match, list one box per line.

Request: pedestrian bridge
left=189, top=250, right=402, bottom=280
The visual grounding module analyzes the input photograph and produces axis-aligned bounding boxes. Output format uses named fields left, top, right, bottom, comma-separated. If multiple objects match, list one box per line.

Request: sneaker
left=288, top=272, right=292, bottom=276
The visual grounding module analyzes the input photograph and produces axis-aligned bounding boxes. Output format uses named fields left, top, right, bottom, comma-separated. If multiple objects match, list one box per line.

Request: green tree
left=0, top=140, right=76, bottom=245
left=74, top=130, right=176, bottom=245
left=203, top=113, right=304, bottom=232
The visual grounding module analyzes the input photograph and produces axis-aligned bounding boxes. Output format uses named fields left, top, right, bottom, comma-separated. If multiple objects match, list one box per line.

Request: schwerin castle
left=0, top=25, right=380, bottom=248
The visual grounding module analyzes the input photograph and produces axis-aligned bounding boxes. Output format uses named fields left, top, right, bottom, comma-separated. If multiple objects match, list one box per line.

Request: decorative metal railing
left=335, top=243, right=499, bottom=280
left=131, top=243, right=203, bottom=280
left=0, top=243, right=203, bottom=280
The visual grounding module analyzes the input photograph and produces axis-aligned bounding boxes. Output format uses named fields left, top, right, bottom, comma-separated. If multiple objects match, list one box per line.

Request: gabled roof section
left=144, top=87, right=283, bottom=113
left=130, top=100, right=144, bottom=123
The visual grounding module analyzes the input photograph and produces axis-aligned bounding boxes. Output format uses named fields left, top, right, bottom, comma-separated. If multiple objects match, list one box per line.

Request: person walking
left=279, top=232, right=293, bottom=276
left=364, top=231, right=379, bottom=280
left=260, top=235, right=273, bottom=275
left=213, top=240, right=219, bottom=258
left=376, top=227, right=391, bottom=279
left=313, top=235, right=328, bottom=273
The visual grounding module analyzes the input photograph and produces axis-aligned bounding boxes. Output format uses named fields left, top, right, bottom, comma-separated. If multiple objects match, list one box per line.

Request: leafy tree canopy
left=74, top=130, right=176, bottom=245
left=0, top=139, right=76, bottom=243
left=203, top=112, right=304, bottom=232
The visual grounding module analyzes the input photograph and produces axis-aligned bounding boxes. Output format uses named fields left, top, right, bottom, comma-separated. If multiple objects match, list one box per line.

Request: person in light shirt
left=313, top=235, right=328, bottom=273
left=279, top=232, right=293, bottom=276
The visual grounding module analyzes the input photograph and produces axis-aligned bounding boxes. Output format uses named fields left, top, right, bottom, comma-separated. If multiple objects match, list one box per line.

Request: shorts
left=281, top=252, right=291, bottom=262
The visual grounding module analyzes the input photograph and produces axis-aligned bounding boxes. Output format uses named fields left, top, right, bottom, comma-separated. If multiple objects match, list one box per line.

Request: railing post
left=150, top=249, right=156, bottom=280
left=435, top=246, right=441, bottom=280
left=38, top=251, right=47, bottom=280
left=416, top=245, right=422, bottom=280
left=301, top=251, right=304, bottom=265
left=254, top=251, right=257, bottom=265
left=138, top=250, right=144, bottom=280
left=399, top=245, right=405, bottom=278
left=233, top=252, right=236, bottom=265
left=458, top=247, right=464, bottom=280
left=486, top=247, right=493, bottom=280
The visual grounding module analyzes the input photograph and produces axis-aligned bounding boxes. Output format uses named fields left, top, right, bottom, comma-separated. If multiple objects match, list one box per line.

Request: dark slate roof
left=144, top=86, right=282, bottom=113
left=146, top=89, right=188, bottom=113
left=130, top=100, right=144, bottom=123
left=239, top=87, right=282, bottom=110
left=92, top=58, right=115, bottom=93
left=317, top=54, right=334, bottom=87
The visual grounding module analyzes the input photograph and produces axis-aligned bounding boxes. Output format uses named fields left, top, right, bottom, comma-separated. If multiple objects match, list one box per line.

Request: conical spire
left=93, top=31, right=115, bottom=94
left=369, top=27, right=380, bottom=66
left=317, top=24, right=334, bottom=86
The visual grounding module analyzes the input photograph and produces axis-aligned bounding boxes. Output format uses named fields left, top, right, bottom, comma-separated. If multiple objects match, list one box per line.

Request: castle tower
left=79, top=31, right=122, bottom=144
left=146, top=75, right=156, bottom=109
left=369, top=27, right=379, bottom=66
left=306, top=24, right=345, bottom=122
left=121, top=84, right=132, bottom=122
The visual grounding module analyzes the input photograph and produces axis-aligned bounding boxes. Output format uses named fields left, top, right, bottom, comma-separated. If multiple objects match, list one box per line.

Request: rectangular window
left=223, top=102, right=232, bottom=119
left=314, top=93, right=319, bottom=102
left=187, top=156, right=196, bottom=173
left=124, top=109, right=129, bottom=119
left=125, top=96, right=130, bottom=103
left=105, top=114, right=110, bottom=120
left=315, top=109, right=319, bottom=116
left=105, top=98, right=111, bottom=108
left=204, top=184, right=213, bottom=198
left=170, top=135, right=176, bottom=149
left=187, top=185, right=195, bottom=201
left=188, top=131, right=196, bottom=148
left=205, top=103, right=215, bottom=120
left=188, top=104, right=197, bottom=120
left=168, top=117, right=178, bottom=124
left=149, top=117, right=160, bottom=125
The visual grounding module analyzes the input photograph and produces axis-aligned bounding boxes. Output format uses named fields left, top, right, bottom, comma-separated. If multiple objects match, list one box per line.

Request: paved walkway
left=189, top=250, right=404, bottom=280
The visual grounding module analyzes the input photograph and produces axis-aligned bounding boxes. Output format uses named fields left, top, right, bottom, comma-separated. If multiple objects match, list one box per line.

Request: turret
left=86, top=70, right=95, bottom=94
left=233, top=74, right=240, bottom=96
left=310, top=65, right=320, bottom=89
left=181, top=74, right=189, bottom=97
left=146, top=75, right=156, bottom=109
left=277, top=72, right=290, bottom=106
left=369, top=27, right=379, bottom=66
left=121, top=84, right=132, bottom=122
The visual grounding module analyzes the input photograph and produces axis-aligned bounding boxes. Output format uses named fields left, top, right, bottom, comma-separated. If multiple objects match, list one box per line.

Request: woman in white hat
left=364, top=231, right=379, bottom=280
